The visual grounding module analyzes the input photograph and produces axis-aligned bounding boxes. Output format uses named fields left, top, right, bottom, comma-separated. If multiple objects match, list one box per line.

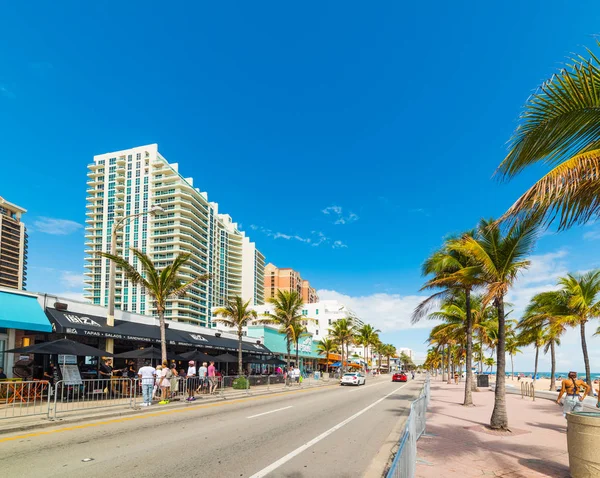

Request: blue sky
left=2, top=2, right=600, bottom=371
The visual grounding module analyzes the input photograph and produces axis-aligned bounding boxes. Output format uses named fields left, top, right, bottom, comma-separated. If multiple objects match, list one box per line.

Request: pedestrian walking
left=208, top=361, right=217, bottom=394
left=198, top=361, right=208, bottom=394
left=153, top=364, right=162, bottom=400
left=137, top=360, right=156, bottom=407
left=186, top=360, right=197, bottom=401
left=169, top=363, right=179, bottom=398
left=557, top=371, right=591, bottom=417
left=454, top=372, right=459, bottom=385
left=158, top=361, right=172, bottom=404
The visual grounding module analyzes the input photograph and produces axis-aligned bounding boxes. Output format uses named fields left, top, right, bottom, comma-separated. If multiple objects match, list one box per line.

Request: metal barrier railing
left=0, top=380, right=51, bottom=420
left=521, top=381, right=535, bottom=401
left=386, top=377, right=431, bottom=478
left=0, top=373, right=334, bottom=420
left=52, top=378, right=135, bottom=419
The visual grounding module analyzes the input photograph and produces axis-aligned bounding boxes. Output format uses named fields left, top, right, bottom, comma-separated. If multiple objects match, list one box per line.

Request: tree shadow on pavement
left=419, top=422, right=570, bottom=478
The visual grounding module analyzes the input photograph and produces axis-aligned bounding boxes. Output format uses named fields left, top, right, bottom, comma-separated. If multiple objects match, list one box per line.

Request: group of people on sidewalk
left=137, top=359, right=219, bottom=406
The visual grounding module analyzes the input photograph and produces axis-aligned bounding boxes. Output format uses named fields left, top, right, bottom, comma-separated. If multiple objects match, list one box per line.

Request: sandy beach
left=506, top=376, right=600, bottom=394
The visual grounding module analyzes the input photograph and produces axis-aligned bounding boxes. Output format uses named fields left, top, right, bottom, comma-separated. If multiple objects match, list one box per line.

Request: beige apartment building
left=0, top=197, right=27, bottom=290
left=264, top=263, right=318, bottom=303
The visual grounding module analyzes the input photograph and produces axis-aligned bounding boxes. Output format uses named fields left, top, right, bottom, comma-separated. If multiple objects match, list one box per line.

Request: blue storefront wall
left=247, top=326, right=320, bottom=360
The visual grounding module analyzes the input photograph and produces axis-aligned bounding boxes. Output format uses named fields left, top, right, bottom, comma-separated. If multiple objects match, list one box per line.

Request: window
left=315, top=330, right=319, bottom=335
left=302, top=310, right=308, bottom=316
left=316, top=309, right=319, bottom=315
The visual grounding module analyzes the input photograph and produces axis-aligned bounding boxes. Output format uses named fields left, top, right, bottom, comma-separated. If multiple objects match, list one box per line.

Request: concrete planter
left=567, top=411, right=600, bottom=477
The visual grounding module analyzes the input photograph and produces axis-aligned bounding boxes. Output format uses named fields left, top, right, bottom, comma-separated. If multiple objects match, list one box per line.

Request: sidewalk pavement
left=416, top=379, right=570, bottom=478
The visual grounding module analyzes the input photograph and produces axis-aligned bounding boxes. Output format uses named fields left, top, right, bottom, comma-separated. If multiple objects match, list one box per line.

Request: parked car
left=392, top=372, right=407, bottom=382
left=340, top=372, right=366, bottom=386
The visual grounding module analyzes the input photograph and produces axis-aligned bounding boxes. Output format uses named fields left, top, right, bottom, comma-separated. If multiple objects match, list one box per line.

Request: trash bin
left=477, top=374, right=489, bottom=388
left=314, top=371, right=320, bottom=381
left=567, top=411, right=600, bottom=477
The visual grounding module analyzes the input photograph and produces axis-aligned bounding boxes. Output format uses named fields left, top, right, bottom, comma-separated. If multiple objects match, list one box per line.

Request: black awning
left=45, top=308, right=272, bottom=354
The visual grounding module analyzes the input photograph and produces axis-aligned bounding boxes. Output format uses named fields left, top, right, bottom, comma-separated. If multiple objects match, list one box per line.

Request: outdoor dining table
left=6, top=380, right=49, bottom=404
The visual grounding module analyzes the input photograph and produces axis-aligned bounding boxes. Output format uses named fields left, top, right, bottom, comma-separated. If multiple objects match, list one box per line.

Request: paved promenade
left=417, top=379, right=570, bottom=478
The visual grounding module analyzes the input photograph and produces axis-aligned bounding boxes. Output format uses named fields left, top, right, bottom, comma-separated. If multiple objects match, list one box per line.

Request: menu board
left=60, top=364, right=83, bottom=385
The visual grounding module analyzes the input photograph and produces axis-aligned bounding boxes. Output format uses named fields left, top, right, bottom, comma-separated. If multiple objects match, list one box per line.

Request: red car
left=392, top=372, right=407, bottom=382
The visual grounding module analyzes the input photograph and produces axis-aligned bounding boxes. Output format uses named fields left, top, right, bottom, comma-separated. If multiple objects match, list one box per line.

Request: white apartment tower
left=84, top=144, right=264, bottom=326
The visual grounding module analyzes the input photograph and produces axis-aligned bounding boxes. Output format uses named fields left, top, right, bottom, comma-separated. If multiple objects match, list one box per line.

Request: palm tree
left=517, top=322, right=544, bottom=383
left=414, top=233, right=482, bottom=406
left=316, top=338, right=337, bottom=374
left=453, top=218, right=538, bottom=430
left=383, top=344, right=396, bottom=372
left=290, top=321, right=308, bottom=371
left=484, top=357, right=495, bottom=373
left=213, top=296, right=258, bottom=377
left=263, top=290, right=305, bottom=372
left=329, top=318, right=355, bottom=374
left=558, top=271, right=600, bottom=386
left=497, top=41, right=600, bottom=230
left=518, top=291, right=570, bottom=389
left=356, top=324, right=381, bottom=371
left=505, top=335, right=522, bottom=381
left=101, top=248, right=209, bottom=363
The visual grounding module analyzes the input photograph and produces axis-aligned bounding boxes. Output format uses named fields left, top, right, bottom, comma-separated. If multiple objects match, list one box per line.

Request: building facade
left=264, top=263, right=318, bottom=303
left=0, top=196, right=27, bottom=290
left=84, top=144, right=264, bottom=327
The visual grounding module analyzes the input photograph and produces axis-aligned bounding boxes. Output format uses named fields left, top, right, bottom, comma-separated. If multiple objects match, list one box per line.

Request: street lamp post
left=105, top=204, right=164, bottom=353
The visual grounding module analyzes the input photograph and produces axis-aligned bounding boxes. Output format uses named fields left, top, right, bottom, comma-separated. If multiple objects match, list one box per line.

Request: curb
left=0, top=381, right=336, bottom=436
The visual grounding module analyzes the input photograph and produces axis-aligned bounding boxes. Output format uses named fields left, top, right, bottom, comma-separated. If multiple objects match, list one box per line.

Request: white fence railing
left=386, top=377, right=431, bottom=478
left=0, top=380, right=52, bottom=420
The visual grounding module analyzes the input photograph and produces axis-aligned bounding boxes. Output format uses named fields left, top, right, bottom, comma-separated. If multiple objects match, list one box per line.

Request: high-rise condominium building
left=264, top=263, right=318, bottom=303
left=0, top=197, right=27, bottom=290
left=84, top=144, right=264, bottom=326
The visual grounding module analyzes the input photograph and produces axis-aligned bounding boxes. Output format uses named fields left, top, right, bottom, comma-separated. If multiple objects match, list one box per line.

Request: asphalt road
left=0, top=375, right=424, bottom=478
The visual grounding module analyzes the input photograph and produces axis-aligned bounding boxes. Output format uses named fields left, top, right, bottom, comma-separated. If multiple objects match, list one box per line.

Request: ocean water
left=513, top=371, right=600, bottom=379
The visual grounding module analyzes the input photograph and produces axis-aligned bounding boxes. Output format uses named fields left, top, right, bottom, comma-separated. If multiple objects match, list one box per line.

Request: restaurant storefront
left=246, top=326, right=321, bottom=372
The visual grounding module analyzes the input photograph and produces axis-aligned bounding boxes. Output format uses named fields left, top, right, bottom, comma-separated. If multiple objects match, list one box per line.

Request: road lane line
left=247, top=406, right=292, bottom=419
left=349, top=380, right=393, bottom=392
left=248, top=383, right=409, bottom=478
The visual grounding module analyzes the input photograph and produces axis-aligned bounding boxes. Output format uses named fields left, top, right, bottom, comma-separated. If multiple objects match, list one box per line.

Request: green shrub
left=232, top=377, right=249, bottom=390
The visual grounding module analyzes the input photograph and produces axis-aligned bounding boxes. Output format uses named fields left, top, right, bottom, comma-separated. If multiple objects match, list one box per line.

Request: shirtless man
left=556, top=371, right=590, bottom=418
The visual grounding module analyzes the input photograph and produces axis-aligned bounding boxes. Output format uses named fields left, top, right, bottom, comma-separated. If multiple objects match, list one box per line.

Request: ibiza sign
left=189, top=334, right=209, bottom=343
left=64, top=314, right=102, bottom=327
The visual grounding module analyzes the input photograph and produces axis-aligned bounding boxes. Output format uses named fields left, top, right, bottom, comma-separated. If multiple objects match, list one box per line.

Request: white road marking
left=247, top=406, right=293, bottom=419
left=249, top=383, right=409, bottom=478
left=349, top=380, right=393, bottom=392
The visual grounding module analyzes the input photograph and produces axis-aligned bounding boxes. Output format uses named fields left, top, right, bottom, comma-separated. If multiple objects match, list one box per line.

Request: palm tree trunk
left=490, top=297, right=508, bottom=430
left=533, top=345, right=539, bottom=383
left=340, top=340, right=344, bottom=375
left=296, top=338, right=300, bottom=373
left=479, top=336, right=484, bottom=373
left=441, top=347, right=446, bottom=381
left=286, top=340, right=291, bottom=373
left=580, top=320, right=592, bottom=387
left=510, top=353, right=514, bottom=381
left=447, top=345, right=452, bottom=384
left=237, top=325, right=243, bottom=377
left=550, top=340, right=556, bottom=392
left=158, top=309, right=167, bottom=364
left=464, top=290, right=474, bottom=405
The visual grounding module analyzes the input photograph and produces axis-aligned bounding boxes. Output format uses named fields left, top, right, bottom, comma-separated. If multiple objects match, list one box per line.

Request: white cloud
left=322, top=205, right=359, bottom=225
left=251, top=225, right=346, bottom=249
left=317, top=289, right=432, bottom=332
left=506, top=249, right=568, bottom=314
left=33, top=217, right=83, bottom=235
left=583, top=229, right=600, bottom=240
left=60, top=271, right=85, bottom=289
left=0, top=85, right=15, bottom=99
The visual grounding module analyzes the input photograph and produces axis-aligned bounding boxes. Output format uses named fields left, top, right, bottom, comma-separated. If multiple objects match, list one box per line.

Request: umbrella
left=113, top=346, right=184, bottom=361
left=214, top=352, right=238, bottom=376
left=214, top=353, right=238, bottom=363
left=7, top=338, right=112, bottom=357
left=265, top=357, right=286, bottom=365
left=178, top=349, right=215, bottom=363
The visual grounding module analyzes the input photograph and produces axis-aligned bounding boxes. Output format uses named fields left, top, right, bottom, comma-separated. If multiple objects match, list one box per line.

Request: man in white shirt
left=198, top=362, right=208, bottom=394
left=137, top=361, right=156, bottom=407
left=186, top=360, right=197, bottom=402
